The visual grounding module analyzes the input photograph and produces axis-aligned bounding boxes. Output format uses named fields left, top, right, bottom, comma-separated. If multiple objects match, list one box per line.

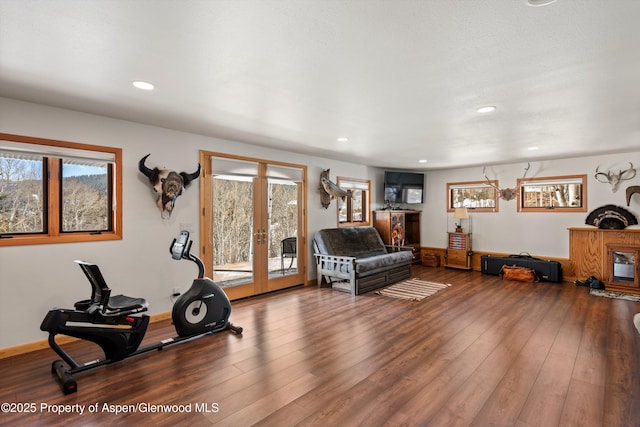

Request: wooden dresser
left=569, top=227, right=640, bottom=294
left=445, top=232, right=472, bottom=270
left=373, top=210, right=421, bottom=263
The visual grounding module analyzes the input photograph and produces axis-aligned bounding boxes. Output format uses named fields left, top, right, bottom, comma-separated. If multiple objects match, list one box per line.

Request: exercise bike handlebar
left=170, top=230, right=205, bottom=279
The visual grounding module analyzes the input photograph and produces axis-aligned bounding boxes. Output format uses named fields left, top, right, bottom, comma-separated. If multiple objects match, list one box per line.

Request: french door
left=200, top=152, right=306, bottom=300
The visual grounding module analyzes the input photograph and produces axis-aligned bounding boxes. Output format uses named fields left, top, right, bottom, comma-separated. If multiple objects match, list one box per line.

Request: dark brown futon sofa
left=313, top=226, right=413, bottom=295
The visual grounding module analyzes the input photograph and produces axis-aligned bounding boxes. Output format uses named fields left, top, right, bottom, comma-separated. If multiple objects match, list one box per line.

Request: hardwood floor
left=2, top=266, right=639, bottom=426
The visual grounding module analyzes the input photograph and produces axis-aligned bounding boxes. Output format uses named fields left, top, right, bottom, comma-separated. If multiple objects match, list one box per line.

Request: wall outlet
left=179, top=223, right=194, bottom=232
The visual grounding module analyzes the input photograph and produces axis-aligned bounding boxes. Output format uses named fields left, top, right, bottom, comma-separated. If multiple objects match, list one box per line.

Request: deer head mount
left=595, top=162, right=636, bottom=193
left=482, top=163, right=531, bottom=201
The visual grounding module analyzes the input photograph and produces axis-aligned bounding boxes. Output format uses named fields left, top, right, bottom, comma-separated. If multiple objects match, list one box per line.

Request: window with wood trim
left=0, top=133, right=122, bottom=246
left=337, top=177, right=370, bottom=226
left=447, top=181, right=499, bottom=212
left=517, top=175, right=587, bottom=212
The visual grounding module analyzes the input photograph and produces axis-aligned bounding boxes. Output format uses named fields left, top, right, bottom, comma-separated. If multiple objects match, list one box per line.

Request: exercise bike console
left=40, top=230, right=242, bottom=394
left=171, top=230, right=190, bottom=260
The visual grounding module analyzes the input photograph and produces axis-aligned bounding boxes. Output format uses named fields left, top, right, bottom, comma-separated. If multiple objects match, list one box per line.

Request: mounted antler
left=482, top=163, right=530, bottom=201
left=627, top=186, right=640, bottom=206
left=595, top=162, right=635, bottom=193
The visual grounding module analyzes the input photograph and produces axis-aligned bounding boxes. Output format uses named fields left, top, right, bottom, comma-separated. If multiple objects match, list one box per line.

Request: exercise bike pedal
left=227, top=323, right=243, bottom=334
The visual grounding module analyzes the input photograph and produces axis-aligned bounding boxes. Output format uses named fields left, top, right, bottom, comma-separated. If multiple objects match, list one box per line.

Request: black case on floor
left=481, top=254, right=563, bottom=282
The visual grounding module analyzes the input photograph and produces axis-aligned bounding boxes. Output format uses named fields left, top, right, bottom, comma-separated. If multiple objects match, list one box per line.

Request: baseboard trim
left=0, top=311, right=173, bottom=360
left=419, top=247, right=571, bottom=283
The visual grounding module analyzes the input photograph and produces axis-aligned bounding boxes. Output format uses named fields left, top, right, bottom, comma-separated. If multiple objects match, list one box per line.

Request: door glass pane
left=212, top=174, right=255, bottom=287
left=266, top=162, right=302, bottom=279
left=267, top=178, right=299, bottom=277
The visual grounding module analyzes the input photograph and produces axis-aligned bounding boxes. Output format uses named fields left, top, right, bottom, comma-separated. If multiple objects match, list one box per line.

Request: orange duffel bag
left=499, top=265, right=539, bottom=282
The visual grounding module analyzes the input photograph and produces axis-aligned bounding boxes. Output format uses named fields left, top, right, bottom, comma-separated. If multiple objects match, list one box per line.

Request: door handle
left=254, top=229, right=267, bottom=244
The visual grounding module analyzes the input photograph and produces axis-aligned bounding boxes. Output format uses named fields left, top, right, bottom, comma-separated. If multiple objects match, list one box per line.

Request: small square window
left=337, top=177, right=370, bottom=226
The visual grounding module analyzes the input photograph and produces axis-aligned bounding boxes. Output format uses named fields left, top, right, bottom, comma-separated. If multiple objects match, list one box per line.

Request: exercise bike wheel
left=183, top=299, right=208, bottom=325
left=172, top=277, right=232, bottom=337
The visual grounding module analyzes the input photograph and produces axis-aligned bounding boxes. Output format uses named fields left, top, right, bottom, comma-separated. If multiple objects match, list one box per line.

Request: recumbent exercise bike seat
left=74, top=260, right=148, bottom=317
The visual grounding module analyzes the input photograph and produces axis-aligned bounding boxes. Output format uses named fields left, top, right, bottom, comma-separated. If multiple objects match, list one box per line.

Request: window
left=517, top=175, right=587, bottom=212
left=337, top=177, right=370, bottom=226
left=447, top=181, right=499, bottom=212
left=0, top=133, right=122, bottom=245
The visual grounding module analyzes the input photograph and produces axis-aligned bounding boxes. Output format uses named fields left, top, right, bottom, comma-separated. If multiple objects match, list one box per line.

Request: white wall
left=2, top=97, right=639, bottom=348
left=0, top=97, right=378, bottom=348
left=421, top=156, right=640, bottom=257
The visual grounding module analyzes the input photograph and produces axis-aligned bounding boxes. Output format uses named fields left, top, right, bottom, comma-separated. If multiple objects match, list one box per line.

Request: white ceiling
left=1, top=0, right=639, bottom=170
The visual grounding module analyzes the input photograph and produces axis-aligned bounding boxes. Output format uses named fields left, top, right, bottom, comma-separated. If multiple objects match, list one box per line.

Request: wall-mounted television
left=384, top=171, right=425, bottom=204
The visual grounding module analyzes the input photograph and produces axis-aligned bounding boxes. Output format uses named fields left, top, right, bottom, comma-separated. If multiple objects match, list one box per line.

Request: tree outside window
left=517, top=175, right=587, bottom=212
left=447, top=181, right=499, bottom=212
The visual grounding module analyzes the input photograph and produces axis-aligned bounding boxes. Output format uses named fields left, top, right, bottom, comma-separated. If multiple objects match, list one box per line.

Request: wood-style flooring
left=1, top=266, right=639, bottom=426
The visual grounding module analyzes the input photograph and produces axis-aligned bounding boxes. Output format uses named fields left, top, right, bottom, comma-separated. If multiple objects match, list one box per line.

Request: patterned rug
left=376, top=278, right=451, bottom=301
left=589, top=288, right=640, bottom=302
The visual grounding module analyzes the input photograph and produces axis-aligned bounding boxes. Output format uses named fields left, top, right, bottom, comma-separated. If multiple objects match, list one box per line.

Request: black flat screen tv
left=384, top=171, right=425, bottom=204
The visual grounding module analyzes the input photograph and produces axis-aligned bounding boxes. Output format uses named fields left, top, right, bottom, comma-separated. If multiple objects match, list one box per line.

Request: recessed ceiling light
left=476, top=106, right=497, bottom=113
left=419, top=159, right=428, bottom=163
left=527, top=0, right=557, bottom=6
left=528, top=146, right=540, bottom=151
left=132, top=80, right=155, bottom=90
left=337, top=137, right=349, bottom=142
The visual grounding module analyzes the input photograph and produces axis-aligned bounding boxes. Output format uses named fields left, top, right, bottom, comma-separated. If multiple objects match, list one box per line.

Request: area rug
left=589, top=288, right=640, bottom=302
left=375, top=278, right=451, bottom=301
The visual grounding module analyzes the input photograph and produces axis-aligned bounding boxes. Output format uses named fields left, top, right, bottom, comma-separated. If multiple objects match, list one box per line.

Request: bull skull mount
left=482, top=163, right=531, bottom=201
left=595, top=162, right=636, bottom=193
left=138, top=154, right=201, bottom=219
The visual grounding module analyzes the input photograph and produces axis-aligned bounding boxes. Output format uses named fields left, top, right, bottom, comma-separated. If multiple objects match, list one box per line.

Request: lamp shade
left=454, top=208, right=469, bottom=219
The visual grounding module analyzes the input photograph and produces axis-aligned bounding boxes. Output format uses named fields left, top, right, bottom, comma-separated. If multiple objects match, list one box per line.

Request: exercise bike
left=40, top=230, right=242, bottom=394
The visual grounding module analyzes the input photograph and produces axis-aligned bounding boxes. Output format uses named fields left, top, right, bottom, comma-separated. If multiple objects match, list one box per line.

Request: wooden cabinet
left=373, top=210, right=421, bottom=263
left=569, top=228, right=640, bottom=294
left=445, top=232, right=471, bottom=270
